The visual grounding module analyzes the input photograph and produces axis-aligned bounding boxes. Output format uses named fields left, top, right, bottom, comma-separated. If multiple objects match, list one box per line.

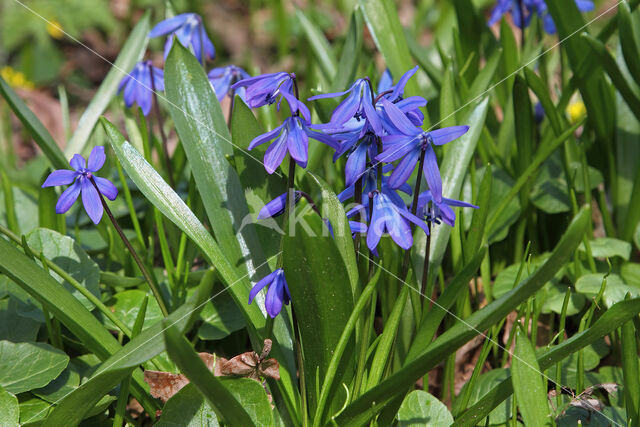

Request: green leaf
left=397, top=390, right=453, bottom=426
left=359, top=0, right=421, bottom=96
left=575, top=273, right=640, bottom=308
left=157, top=383, right=219, bottom=427
left=0, top=341, right=68, bottom=394
left=283, top=215, right=354, bottom=414
left=101, top=118, right=299, bottom=417
left=164, top=41, right=270, bottom=282
left=25, top=228, right=100, bottom=311
left=0, top=186, right=39, bottom=235
left=0, top=386, right=18, bottom=427
left=197, top=291, right=246, bottom=341
left=512, top=328, right=552, bottom=427
left=32, top=364, right=80, bottom=403
left=221, top=378, right=275, bottom=427
left=0, top=77, right=67, bottom=169
left=18, top=394, right=52, bottom=424
left=296, top=9, right=337, bottom=80
left=163, top=324, right=261, bottom=426
left=104, top=290, right=163, bottom=332
left=64, top=12, right=150, bottom=156
left=456, top=297, right=640, bottom=426
left=422, top=98, right=489, bottom=286
left=44, top=276, right=213, bottom=426
left=0, top=299, right=40, bottom=342
left=578, top=237, right=632, bottom=260
left=306, top=172, right=358, bottom=295
left=335, top=207, right=590, bottom=425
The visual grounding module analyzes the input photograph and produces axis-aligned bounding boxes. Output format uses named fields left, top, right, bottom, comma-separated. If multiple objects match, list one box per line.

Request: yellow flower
left=47, top=19, right=64, bottom=39
left=567, top=101, right=586, bottom=124
left=1, top=66, right=35, bottom=90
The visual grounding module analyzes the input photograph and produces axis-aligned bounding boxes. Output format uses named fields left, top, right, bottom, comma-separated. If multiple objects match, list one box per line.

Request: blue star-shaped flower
left=208, top=65, right=251, bottom=103
left=41, top=146, right=118, bottom=224
left=417, top=190, right=478, bottom=227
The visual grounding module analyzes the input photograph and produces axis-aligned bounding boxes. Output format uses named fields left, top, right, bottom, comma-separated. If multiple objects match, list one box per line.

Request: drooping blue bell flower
left=249, top=269, right=291, bottom=318
left=149, top=13, right=215, bottom=62
left=118, top=60, right=164, bottom=116
left=208, top=65, right=251, bottom=103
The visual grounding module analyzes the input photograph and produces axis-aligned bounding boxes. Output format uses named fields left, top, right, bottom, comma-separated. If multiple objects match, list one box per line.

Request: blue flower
left=257, top=191, right=302, bottom=219
left=248, top=116, right=338, bottom=174
left=41, top=146, right=118, bottom=224
left=249, top=269, right=291, bottom=318
left=417, top=190, right=478, bottom=227
left=366, top=190, right=430, bottom=251
left=375, top=99, right=469, bottom=201
left=208, top=65, right=251, bottom=103
left=118, top=61, right=164, bottom=116
left=313, top=67, right=425, bottom=187
left=149, top=13, right=215, bottom=62
left=308, top=78, right=384, bottom=135
left=231, top=72, right=308, bottom=118
left=488, top=0, right=593, bottom=34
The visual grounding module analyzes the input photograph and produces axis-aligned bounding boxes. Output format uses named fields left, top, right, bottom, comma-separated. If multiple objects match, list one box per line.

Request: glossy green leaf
left=165, top=41, right=268, bottom=280
left=0, top=386, right=19, bottom=427
left=421, top=98, right=489, bottom=286
left=296, top=9, right=337, bottom=80
left=397, top=390, right=453, bottom=426
left=157, top=383, right=219, bottom=427
left=0, top=299, right=40, bottom=342
left=578, top=237, right=632, bottom=260
left=575, top=273, right=640, bottom=308
left=283, top=214, right=354, bottom=414
left=0, top=77, right=67, bottom=169
left=32, top=364, right=80, bottom=403
left=0, top=341, right=68, bottom=394
left=104, top=290, right=163, bottom=332
left=335, top=207, right=590, bottom=425
left=44, top=277, right=212, bottom=426
left=197, top=291, right=245, bottom=341
left=512, top=328, right=552, bottom=426
left=620, top=299, right=640, bottom=425
left=64, top=12, right=150, bottom=155
left=26, top=228, right=101, bottom=311
left=163, top=324, right=261, bottom=426
left=455, top=297, right=640, bottom=426
left=359, top=0, right=420, bottom=96
left=306, top=172, right=358, bottom=295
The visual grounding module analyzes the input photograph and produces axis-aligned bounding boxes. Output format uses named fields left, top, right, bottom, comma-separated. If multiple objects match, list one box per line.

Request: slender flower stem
left=354, top=177, right=363, bottom=259
left=149, top=64, right=175, bottom=188
left=89, top=177, right=169, bottom=316
left=420, top=206, right=433, bottom=303
left=400, top=148, right=426, bottom=278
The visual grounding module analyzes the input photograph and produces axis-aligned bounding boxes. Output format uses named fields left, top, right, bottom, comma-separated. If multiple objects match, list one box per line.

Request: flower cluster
left=488, top=0, right=594, bottom=34
left=308, top=69, right=475, bottom=254
left=118, top=13, right=251, bottom=115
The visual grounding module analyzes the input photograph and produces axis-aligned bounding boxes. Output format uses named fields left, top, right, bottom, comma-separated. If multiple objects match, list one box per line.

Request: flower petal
left=429, top=126, right=469, bottom=145
left=42, top=169, right=78, bottom=187
left=257, top=192, right=288, bottom=219
left=149, top=13, right=191, bottom=37
left=263, top=132, right=289, bottom=174
left=81, top=178, right=104, bottom=224
left=55, top=180, right=82, bottom=214
left=380, top=99, right=419, bottom=135
left=249, top=270, right=278, bottom=304
left=287, top=119, right=309, bottom=168
left=94, top=176, right=118, bottom=201
left=87, top=146, right=106, bottom=172
left=388, top=148, right=420, bottom=189
left=70, top=154, right=86, bottom=171
left=345, top=143, right=368, bottom=188
left=423, top=145, right=443, bottom=203
left=248, top=123, right=284, bottom=151
left=366, top=194, right=385, bottom=252
left=265, top=272, right=286, bottom=318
